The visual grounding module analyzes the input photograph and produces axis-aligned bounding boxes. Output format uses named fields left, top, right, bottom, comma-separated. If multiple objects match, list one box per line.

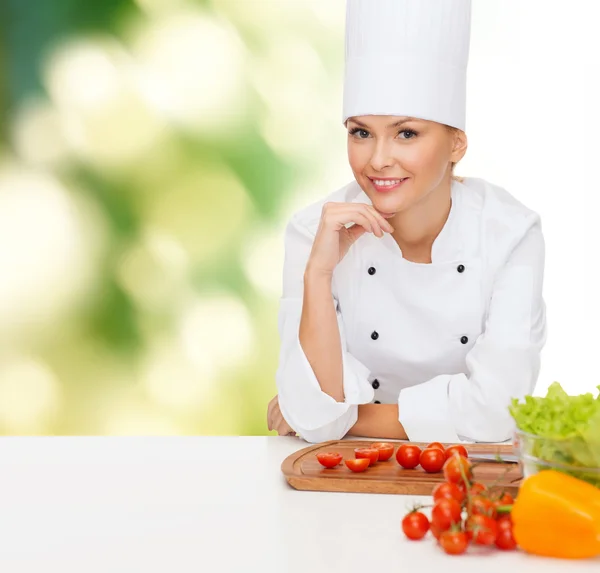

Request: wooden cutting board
left=281, top=440, right=522, bottom=496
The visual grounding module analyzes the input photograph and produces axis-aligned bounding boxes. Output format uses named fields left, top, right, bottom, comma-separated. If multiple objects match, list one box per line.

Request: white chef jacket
left=275, top=176, right=547, bottom=444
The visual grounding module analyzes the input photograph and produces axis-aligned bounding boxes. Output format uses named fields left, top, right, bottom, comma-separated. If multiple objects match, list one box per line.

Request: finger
left=322, top=204, right=375, bottom=234
left=365, top=205, right=395, bottom=233
left=340, top=210, right=379, bottom=236
left=347, top=223, right=368, bottom=243
left=267, top=396, right=278, bottom=431
left=276, top=420, right=294, bottom=436
left=354, top=208, right=385, bottom=238
left=272, top=412, right=284, bottom=434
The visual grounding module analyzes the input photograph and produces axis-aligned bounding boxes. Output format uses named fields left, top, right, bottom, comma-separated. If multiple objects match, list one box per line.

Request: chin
left=369, top=193, right=412, bottom=215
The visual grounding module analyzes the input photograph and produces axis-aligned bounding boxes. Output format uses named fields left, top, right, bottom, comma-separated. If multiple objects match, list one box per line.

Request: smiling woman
left=269, top=0, right=547, bottom=445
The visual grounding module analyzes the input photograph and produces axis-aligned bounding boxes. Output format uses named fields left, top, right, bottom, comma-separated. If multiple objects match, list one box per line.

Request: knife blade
left=467, top=453, right=519, bottom=464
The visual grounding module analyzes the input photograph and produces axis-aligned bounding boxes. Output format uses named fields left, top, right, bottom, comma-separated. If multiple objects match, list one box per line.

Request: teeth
left=373, top=178, right=405, bottom=186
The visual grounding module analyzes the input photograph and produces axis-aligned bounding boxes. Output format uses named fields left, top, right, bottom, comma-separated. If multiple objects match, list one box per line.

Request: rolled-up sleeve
left=398, top=214, right=547, bottom=443
left=275, top=215, right=375, bottom=443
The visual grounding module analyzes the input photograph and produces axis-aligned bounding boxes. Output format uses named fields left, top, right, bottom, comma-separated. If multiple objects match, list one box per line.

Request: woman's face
left=347, top=115, right=467, bottom=215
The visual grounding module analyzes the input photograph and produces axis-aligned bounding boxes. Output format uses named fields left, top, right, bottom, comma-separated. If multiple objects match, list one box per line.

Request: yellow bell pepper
left=511, top=469, right=600, bottom=559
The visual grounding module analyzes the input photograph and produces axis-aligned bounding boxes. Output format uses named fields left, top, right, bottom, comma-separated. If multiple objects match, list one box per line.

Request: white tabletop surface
left=0, top=436, right=597, bottom=572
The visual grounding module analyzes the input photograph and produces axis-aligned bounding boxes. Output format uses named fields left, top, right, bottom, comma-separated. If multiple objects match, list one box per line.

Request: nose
left=369, top=139, right=395, bottom=172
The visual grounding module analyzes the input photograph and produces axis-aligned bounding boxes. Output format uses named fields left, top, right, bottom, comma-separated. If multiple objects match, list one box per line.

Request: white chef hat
left=342, top=0, right=472, bottom=131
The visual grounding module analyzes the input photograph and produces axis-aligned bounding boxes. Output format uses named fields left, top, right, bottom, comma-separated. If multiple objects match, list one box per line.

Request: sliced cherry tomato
left=443, top=453, right=473, bottom=484
left=316, top=452, right=343, bottom=468
left=345, top=458, right=370, bottom=472
left=445, top=444, right=468, bottom=460
left=439, top=530, right=468, bottom=555
left=466, top=514, right=497, bottom=546
left=431, top=498, right=462, bottom=531
left=432, top=481, right=465, bottom=504
left=469, top=482, right=487, bottom=497
left=495, top=517, right=517, bottom=550
left=470, top=495, right=497, bottom=519
left=420, top=448, right=446, bottom=473
left=371, top=442, right=395, bottom=461
left=401, top=511, right=430, bottom=540
left=354, top=448, right=379, bottom=466
left=396, top=444, right=421, bottom=469
left=427, top=442, right=445, bottom=452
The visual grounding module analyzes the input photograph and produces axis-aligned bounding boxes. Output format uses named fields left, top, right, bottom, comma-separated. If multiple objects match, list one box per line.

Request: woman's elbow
left=295, top=406, right=358, bottom=444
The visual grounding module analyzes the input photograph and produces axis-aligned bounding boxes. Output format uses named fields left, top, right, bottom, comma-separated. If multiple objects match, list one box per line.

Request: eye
left=399, top=129, right=418, bottom=139
left=348, top=127, right=370, bottom=139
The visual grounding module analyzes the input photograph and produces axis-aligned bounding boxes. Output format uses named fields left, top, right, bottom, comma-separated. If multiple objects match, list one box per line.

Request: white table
left=0, top=437, right=597, bottom=572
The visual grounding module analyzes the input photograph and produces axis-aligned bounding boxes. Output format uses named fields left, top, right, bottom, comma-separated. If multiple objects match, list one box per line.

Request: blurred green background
left=0, top=0, right=353, bottom=434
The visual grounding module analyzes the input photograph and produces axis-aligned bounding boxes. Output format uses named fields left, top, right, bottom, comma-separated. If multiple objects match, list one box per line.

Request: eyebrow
left=348, top=117, right=418, bottom=129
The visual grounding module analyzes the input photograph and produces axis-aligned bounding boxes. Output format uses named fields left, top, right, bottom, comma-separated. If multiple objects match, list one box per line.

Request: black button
left=372, top=379, right=380, bottom=389
left=371, top=331, right=379, bottom=340
left=457, top=264, right=465, bottom=273
left=460, top=336, right=469, bottom=344
left=374, top=400, right=381, bottom=404
left=368, top=267, right=376, bottom=275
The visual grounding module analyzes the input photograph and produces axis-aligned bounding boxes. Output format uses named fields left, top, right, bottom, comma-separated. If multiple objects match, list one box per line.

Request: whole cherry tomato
left=495, top=516, right=517, bottom=550
left=445, top=444, right=468, bottom=460
left=439, top=530, right=468, bottom=555
left=427, top=442, right=445, bottom=452
left=401, top=511, right=430, bottom=540
left=493, top=491, right=514, bottom=510
left=354, top=448, right=379, bottom=466
left=316, top=452, right=343, bottom=468
left=431, top=498, right=462, bottom=531
left=430, top=524, right=443, bottom=540
left=432, top=481, right=465, bottom=504
left=470, top=495, right=497, bottom=519
left=466, top=514, right=498, bottom=546
left=420, top=448, right=446, bottom=473
left=469, top=482, right=487, bottom=497
left=371, top=442, right=395, bottom=461
left=396, top=444, right=421, bottom=469
left=443, top=453, right=473, bottom=484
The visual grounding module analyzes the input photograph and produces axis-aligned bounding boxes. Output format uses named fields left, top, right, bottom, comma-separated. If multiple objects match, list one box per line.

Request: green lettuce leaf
left=509, top=382, right=600, bottom=471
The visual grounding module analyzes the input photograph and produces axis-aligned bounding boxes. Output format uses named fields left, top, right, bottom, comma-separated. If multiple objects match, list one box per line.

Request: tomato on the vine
left=445, top=444, right=468, bottom=460
left=470, top=495, right=497, bottom=519
left=316, top=452, right=343, bottom=468
left=439, top=530, right=468, bottom=555
left=396, top=444, right=421, bottom=469
left=431, top=498, right=462, bottom=531
left=420, top=448, right=446, bottom=473
left=371, top=442, right=395, bottom=461
left=495, top=516, right=517, bottom=550
left=401, top=511, right=430, bottom=540
left=493, top=491, right=514, bottom=508
left=443, top=453, right=473, bottom=484
left=469, top=482, right=487, bottom=497
left=432, top=481, right=465, bottom=504
left=430, top=524, right=443, bottom=540
left=466, top=514, right=498, bottom=546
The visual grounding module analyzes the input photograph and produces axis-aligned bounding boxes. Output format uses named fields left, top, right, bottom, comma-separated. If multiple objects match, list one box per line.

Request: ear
left=451, top=129, right=468, bottom=163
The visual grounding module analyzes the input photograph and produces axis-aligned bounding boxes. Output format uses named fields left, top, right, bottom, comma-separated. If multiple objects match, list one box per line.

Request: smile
left=369, top=177, right=409, bottom=192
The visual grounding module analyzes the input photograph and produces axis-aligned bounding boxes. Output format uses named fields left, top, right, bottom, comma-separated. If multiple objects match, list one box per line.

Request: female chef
left=267, top=0, right=547, bottom=443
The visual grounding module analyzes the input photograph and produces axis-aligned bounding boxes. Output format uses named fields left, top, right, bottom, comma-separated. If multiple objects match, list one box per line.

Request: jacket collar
left=348, top=178, right=473, bottom=263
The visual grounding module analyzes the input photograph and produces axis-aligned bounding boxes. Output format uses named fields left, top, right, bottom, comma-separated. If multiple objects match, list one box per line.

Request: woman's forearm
left=299, top=268, right=344, bottom=402
left=347, top=404, right=408, bottom=440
